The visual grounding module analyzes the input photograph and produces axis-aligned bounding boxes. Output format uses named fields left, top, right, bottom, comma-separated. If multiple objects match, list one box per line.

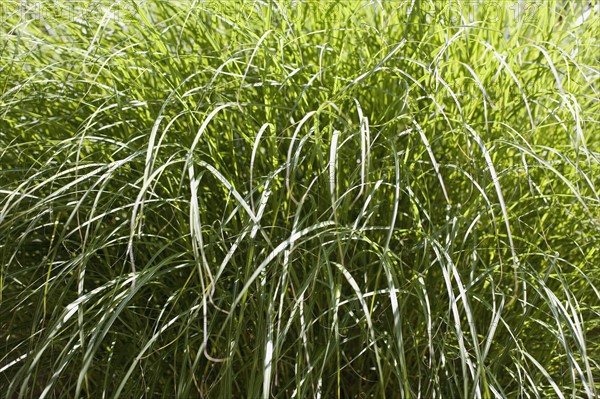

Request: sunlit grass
left=1, top=1, right=599, bottom=397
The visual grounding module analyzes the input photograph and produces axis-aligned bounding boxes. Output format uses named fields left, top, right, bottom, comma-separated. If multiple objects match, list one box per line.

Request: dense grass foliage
left=1, top=1, right=599, bottom=397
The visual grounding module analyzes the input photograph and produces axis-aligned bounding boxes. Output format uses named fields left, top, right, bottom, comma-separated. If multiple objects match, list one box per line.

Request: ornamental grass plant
left=1, top=1, right=599, bottom=397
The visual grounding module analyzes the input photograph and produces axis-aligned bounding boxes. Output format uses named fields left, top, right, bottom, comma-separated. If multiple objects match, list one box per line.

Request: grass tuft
left=1, top=1, right=599, bottom=397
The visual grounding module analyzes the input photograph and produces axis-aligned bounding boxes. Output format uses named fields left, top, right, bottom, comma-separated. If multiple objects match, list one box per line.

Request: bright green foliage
left=1, top=1, right=599, bottom=398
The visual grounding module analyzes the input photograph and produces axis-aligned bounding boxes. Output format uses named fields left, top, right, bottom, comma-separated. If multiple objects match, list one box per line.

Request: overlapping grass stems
left=1, top=0, right=599, bottom=397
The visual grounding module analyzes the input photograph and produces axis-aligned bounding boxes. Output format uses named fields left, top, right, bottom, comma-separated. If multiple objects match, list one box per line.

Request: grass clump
left=1, top=1, right=599, bottom=397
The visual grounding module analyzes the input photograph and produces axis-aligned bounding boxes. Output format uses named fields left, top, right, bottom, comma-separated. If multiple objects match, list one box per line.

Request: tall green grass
left=1, top=0, right=599, bottom=397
